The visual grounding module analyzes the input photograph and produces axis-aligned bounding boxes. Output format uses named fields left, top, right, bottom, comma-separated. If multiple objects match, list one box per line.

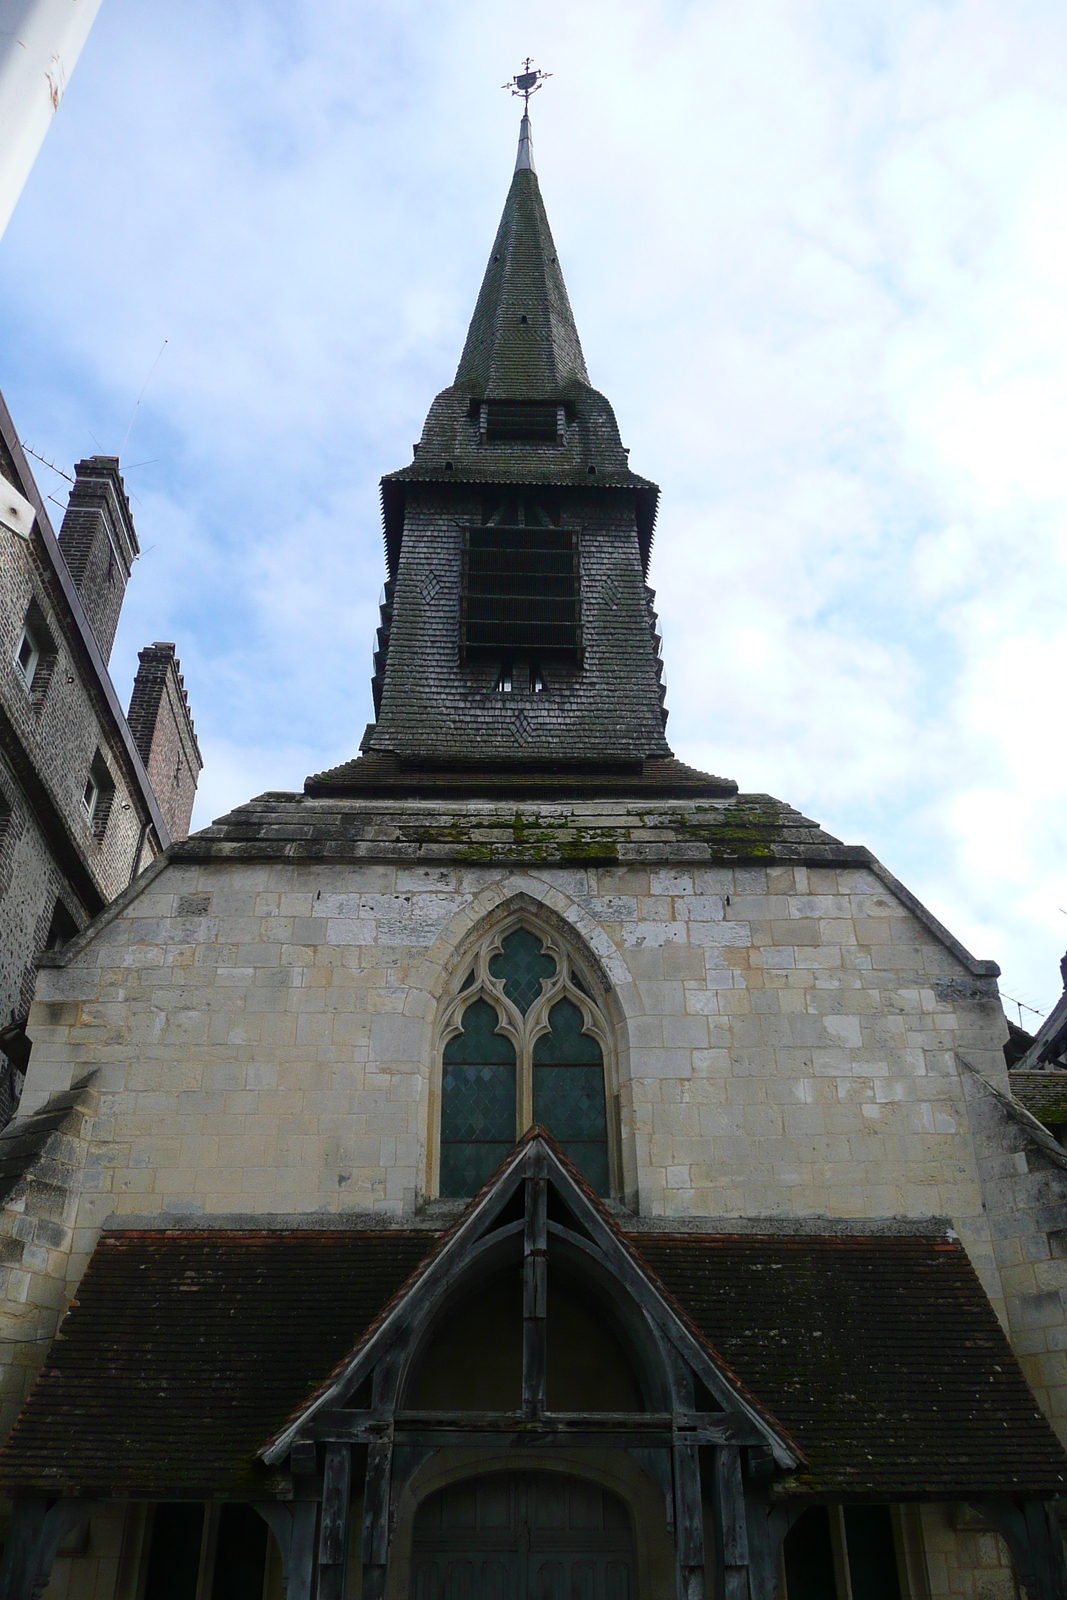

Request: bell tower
left=308, top=86, right=734, bottom=802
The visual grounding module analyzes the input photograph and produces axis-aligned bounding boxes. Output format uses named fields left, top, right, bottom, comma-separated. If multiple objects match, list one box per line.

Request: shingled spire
left=305, top=108, right=735, bottom=800
left=453, top=113, right=589, bottom=401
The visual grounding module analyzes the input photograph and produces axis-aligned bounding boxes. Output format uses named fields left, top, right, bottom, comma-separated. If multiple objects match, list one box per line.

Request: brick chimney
left=127, top=642, right=203, bottom=841
left=57, top=456, right=138, bottom=662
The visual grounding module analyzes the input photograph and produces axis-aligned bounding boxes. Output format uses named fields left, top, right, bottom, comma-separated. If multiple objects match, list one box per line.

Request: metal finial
left=502, top=57, right=552, bottom=113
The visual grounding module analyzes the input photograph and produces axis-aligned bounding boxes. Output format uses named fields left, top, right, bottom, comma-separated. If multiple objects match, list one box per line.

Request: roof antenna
left=119, top=338, right=168, bottom=461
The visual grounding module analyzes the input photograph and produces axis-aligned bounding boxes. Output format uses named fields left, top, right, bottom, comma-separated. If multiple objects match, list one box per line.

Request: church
left=1, top=90, right=1066, bottom=1600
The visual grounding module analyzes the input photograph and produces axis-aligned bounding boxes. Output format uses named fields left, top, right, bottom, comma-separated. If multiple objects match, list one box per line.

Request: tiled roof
left=1009, top=1070, right=1067, bottom=1126
left=635, top=1233, right=1067, bottom=1498
left=1, top=1227, right=1062, bottom=1499
left=0, top=1231, right=431, bottom=1496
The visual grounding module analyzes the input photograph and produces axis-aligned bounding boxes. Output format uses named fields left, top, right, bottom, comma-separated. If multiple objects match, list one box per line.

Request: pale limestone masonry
left=0, top=1078, right=98, bottom=1438
left=25, top=855, right=1006, bottom=1238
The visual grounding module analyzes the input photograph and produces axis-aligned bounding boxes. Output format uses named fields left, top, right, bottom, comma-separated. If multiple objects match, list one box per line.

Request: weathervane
left=502, top=58, right=552, bottom=112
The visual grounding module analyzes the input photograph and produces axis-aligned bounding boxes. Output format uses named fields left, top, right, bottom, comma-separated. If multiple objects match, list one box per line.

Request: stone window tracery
left=437, top=922, right=613, bottom=1199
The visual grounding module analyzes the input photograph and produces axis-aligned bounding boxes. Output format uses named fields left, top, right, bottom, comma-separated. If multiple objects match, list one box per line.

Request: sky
left=1, top=0, right=1066, bottom=1022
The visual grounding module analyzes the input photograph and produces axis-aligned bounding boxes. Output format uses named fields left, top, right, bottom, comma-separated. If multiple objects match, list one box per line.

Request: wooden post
left=522, top=1146, right=548, bottom=1418
left=713, top=1446, right=750, bottom=1600
left=673, top=1437, right=706, bottom=1600
left=252, top=1506, right=293, bottom=1588
left=744, top=1500, right=799, bottom=1600
left=361, top=1438, right=393, bottom=1600
left=317, top=1444, right=352, bottom=1600
left=288, top=1502, right=318, bottom=1600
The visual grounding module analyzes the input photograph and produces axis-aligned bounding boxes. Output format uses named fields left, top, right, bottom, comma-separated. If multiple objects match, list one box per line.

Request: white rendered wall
left=0, top=0, right=103, bottom=240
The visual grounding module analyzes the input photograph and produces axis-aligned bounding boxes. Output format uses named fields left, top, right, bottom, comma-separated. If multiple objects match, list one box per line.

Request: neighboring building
left=1008, top=956, right=1067, bottom=1145
left=0, top=391, right=201, bottom=1117
left=2, top=111, right=1067, bottom=1600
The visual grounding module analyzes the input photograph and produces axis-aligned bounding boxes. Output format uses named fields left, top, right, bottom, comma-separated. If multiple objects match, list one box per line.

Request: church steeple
left=304, top=99, right=735, bottom=801
left=453, top=111, right=589, bottom=402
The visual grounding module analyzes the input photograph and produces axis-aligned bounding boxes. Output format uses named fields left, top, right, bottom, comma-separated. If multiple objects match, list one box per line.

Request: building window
left=14, top=601, right=56, bottom=702
left=82, top=751, right=115, bottom=841
left=461, top=501, right=581, bottom=663
left=438, top=922, right=613, bottom=1199
left=15, top=622, right=39, bottom=687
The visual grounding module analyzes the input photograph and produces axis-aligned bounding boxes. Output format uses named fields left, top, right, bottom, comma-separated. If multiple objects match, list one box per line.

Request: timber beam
left=299, top=1408, right=768, bottom=1450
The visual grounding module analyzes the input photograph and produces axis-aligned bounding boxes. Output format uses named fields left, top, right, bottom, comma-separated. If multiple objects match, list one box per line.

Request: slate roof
left=1, top=1227, right=1062, bottom=1500
left=304, top=753, right=736, bottom=800
left=455, top=139, right=587, bottom=400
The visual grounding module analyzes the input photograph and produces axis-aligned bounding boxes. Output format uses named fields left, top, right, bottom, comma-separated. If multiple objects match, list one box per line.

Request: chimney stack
left=57, top=457, right=138, bottom=662
left=127, top=643, right=203, bottom=842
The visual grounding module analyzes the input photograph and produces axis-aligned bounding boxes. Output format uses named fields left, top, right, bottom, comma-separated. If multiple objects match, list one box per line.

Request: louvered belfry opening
left=483, top=400, right=561, bottom=442
left=461, top=519, right=581, bottom=660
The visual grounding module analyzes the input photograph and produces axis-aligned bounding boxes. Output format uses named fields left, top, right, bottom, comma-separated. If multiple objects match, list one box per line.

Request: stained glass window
left=490, top=928, right=556, bottom=1014
left=439, top=927, right=611, bottom=1200
left=533, top=999, right=609, bottom=1196
left=441, top=999, right=516, bottom=1199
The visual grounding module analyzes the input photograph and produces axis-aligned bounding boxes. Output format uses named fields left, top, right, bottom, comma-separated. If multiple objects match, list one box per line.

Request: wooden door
left=412, top=1473, right=635, bottom=1600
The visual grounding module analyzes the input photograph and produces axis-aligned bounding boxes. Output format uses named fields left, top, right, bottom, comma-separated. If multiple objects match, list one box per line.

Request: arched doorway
left=412, top=1472, right=636, bottom=1600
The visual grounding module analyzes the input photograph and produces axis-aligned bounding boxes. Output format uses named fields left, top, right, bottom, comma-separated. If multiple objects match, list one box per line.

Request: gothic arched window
left=438, top=924, right=613, bottom=1199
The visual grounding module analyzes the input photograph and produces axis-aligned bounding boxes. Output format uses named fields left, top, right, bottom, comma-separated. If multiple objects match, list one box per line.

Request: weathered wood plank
left=288, top=1502, right=318, bottom=1600
left=674, top=1438, right=706, bottom=1600
left=361, top=1436, right=393, bottom=1600
left=309, top=1406, right=748, bottom=1447
left=523, top=1149, right=548, bottom=1417
left=318, top=1443, right=352, bottom=1568
left=713, top=1444, right=750, bottom=1600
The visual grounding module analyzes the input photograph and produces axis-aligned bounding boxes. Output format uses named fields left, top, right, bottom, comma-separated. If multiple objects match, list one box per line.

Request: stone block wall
left=22, top=847, right=1005, bottom=1272
left=0, top=1079, right=99, bottom=1439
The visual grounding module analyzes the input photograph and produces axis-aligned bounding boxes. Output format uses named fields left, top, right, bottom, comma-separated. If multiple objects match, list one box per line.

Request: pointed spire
left=515, top=111, right=535, bottom=173
left=454, top=117, right=588, bottom=399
